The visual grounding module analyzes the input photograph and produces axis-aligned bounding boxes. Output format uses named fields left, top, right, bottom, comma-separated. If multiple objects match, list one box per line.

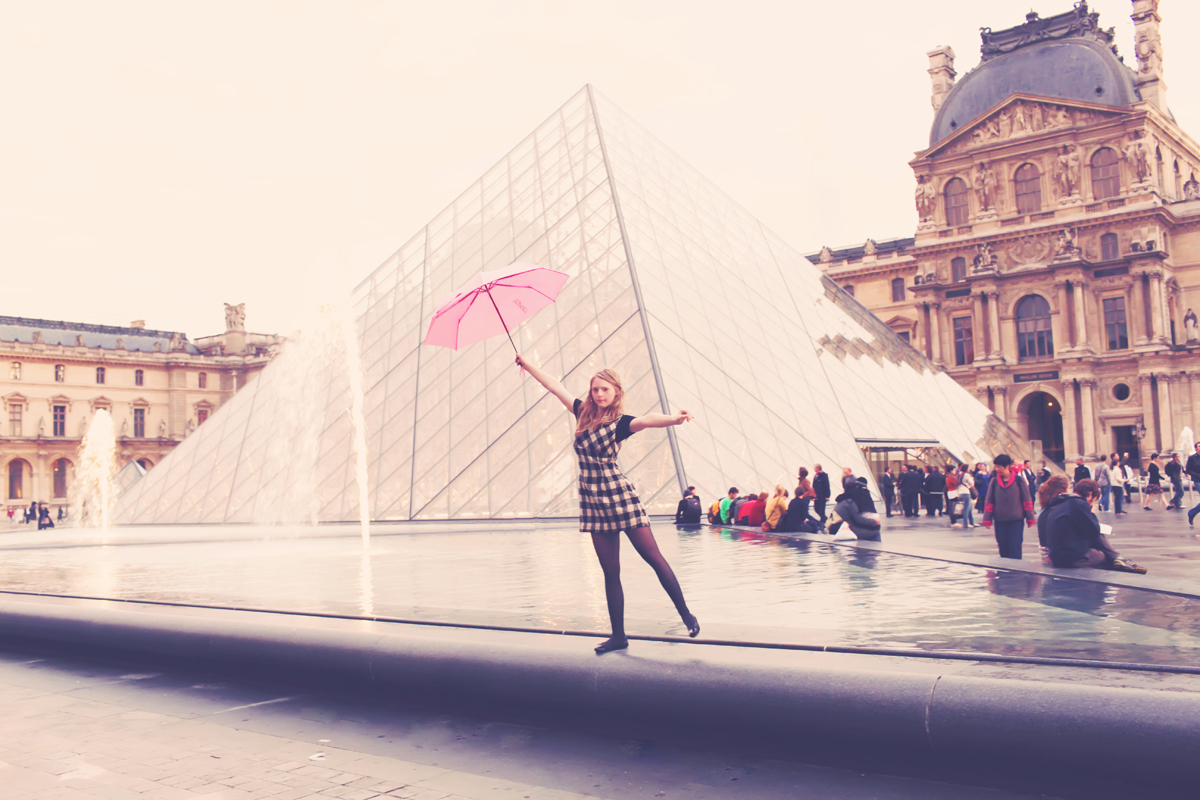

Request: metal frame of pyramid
left=116, top=86, right=1030, bottom=525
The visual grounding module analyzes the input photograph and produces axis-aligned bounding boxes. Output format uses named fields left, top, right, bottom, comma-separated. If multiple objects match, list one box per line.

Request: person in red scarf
left=981, top=453, right=1036, bottom=558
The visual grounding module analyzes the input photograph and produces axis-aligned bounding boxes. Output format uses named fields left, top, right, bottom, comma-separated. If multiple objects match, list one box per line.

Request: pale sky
left=3, top=1, right=1197, bottom=339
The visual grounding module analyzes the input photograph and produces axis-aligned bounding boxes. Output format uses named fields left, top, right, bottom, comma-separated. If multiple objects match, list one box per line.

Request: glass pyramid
left=116, top=86, right=1029, bottom=525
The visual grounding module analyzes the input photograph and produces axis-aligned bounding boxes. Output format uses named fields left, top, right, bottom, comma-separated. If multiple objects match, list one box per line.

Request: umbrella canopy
left=423, top=262, right=569, bottom=351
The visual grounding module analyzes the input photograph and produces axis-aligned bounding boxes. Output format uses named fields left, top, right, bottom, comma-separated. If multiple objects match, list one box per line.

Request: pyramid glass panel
left=117, top=86, right=1032, bottom=526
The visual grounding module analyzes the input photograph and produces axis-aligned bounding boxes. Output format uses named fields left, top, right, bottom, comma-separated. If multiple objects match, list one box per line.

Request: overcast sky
left=3, top=1, right=1197, bottom=339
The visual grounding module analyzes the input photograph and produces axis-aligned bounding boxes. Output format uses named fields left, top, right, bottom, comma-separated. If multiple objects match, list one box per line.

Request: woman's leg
left=626, top=526, right=699, bottom=635
left=590, top=532, right=627, bottom=652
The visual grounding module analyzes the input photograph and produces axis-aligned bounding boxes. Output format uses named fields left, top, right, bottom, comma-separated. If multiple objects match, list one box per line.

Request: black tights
left=591, top=526, right=692, bottom=640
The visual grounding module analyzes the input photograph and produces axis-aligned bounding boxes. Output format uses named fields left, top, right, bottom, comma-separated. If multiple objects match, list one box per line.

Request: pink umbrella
left=423, top=262, right=569, bottom=351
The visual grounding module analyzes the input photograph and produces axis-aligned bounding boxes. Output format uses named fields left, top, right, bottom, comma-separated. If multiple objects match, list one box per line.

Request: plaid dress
left=574, top=408, right=650, bottom=533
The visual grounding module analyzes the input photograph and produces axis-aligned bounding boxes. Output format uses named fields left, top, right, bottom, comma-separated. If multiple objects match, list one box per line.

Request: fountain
left=73, top=409, right=119, bottom=529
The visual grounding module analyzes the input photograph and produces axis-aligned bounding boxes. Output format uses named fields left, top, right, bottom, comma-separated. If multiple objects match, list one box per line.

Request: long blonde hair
left=575, top=369, right=625, bottom=437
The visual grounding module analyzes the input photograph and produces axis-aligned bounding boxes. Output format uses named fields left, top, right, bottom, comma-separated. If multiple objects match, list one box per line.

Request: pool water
left=2, top=522, right=1198, bottom=666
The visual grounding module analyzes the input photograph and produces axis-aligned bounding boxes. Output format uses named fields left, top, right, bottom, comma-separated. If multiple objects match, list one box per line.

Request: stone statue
left=31, top=330, right=42, bottom=344
left=817, top=246, right=833, bottom=264
left=1055, top=145, right=1080, bottom=197
left=185, top=418, right=196, bottom=435
left=863, top=239, right=877, bottom=256
left=37, top=417, right=45, bottom=436
left=1055, top=228, right=1080, bottom=258
left=158, top=419, right=167, bottom=438
left=114, top=337, right=124, bottom=350
left=75, top=334, right=84, bottom=347
left=1186, top=179, right=1200, bottom=201
left=120, top=418, right=128, bottom=437
left=973, top=162, right=998, bottom=210
left=153, top=340, right=163, bottom=353
left=1186, top=309, right=1198, bottom=342
left=1123, top=133, right=1152, bottom=183
left=1136, top=26, right=1162, bottom=75
left=169, top=333, right=187, bottom=352
left=224, top=302, right=247, bottom=332
left=974, top=241, right=995, bottom=270
left=915, top=176, right=936, bottom=220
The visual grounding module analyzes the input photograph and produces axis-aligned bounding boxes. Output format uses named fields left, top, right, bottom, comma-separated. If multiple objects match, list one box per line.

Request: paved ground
left=0, top=649, right=1060, bottom=800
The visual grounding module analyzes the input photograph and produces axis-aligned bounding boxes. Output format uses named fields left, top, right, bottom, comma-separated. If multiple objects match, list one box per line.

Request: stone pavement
left=0, top=650, right=1048, bottom=800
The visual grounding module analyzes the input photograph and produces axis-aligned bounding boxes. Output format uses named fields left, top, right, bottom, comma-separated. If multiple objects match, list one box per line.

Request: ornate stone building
left=0, top=304, right=281, bottom=511
left=812, top=1, right=1200, bottom=467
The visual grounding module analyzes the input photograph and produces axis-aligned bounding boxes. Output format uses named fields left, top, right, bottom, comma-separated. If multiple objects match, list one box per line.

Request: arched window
left=1175, top=160, right=1183, bottom=198
left=1100, top=232, right=1119, bottom=261
left=1091, top=147, right=1120, bottom=200
left=53, top=458, right=71, bottom=498
left=8, top=460, right=26, bottom=500
left=1014, top=163, right=1042, bottom=213
left=1016, top=295, right=1054, bottom=361
left=891, top=278, right=905, bottom=303
left=1156, top=147, right=1164, bottom=190
left=198, top=372, right=207, bottom=389
left=951, top=257, right=967, bottom=283
left=944, top=178, right=969, bottom=226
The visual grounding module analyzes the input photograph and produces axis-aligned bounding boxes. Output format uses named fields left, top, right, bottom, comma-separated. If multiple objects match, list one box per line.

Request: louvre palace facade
left=811, top=1, right=1200, bottom=467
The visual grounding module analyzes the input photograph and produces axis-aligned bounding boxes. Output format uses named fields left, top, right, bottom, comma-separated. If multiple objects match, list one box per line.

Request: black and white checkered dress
left=573, top=400, right=649, bottom=533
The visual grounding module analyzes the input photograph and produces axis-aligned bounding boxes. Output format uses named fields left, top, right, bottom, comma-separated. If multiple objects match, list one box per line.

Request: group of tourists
left=704, top=464, right=881, bottom=542
left=6, top=502, right=60, bottom=530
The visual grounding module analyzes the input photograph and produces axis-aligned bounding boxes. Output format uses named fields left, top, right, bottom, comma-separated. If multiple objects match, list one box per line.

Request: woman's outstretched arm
left=515, top=354, right=575, bottom=411
left=629, top=410, right=694, bottom=433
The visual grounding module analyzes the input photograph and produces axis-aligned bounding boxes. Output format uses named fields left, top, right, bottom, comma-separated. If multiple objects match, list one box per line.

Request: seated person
left=1035, top=474, right=1071, bottom=561
left=828, top=476, right=882, bottom=542
left=1045, top=479, right=1146, bottom=573
left=675, top=487, right=702, bottom=525
left=762, top=486, right=788, bottom=531
left=738, top=492, right=768, bottom=527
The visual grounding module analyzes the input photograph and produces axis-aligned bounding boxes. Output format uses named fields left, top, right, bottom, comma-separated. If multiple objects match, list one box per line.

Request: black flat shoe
left=684, top=614, right=700, bottom=638
left=594, top=637, right=629, bottom=655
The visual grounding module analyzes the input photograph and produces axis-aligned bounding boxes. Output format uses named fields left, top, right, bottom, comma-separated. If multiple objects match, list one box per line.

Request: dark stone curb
left=1, top=594, right=1198, bottom=780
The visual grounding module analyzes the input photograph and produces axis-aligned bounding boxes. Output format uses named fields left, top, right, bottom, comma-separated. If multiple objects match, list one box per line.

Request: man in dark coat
left=1072, top=458, right=1091, bottom=486
left=812, top=464, right=831, bottom=524
left=923, top=466, right=946, bottom=517
left=1165, top=454, right=1184, bottom=510
left=1045, top=479, right=1143, bottom=572
left=1187, top=443, right=1200, bottom=526
left=675, top=486, right=702, bottom=525
left=880, top=469, right=896, bottom=518
left=898, top=465, right=922, bottom=518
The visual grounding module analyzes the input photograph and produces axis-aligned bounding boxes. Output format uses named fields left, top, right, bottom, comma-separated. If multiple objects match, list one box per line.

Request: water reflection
left=0, top=522, right=1197, bottom=666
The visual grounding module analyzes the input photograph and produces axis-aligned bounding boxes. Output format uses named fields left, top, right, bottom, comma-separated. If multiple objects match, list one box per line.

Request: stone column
left=1158, top=374, right=1175, bottom=452
left=1062, top=380, right=1080, bottom=461
left=1139, top=375, right=1157, bottom=451
left=1072, top=281, right=1088, bottom=350
left=1052, top=281, right=1069, bottom=353
left=929, top=302, right=943, bottom=364
left=1191, top=374, right=1200, bottom=436
left=1150, top=273, right=1165, bottom=343
left=987, top=292, right=1002, bottom=359
left=973, top=293, right=987, bottom=359
left=975, top=386, right=992, bottom=413
left=1132, top=274, right=1149, bottom=346
left=993, top=386, right=1008, bottom=422
left=1079, top=380, right=1097, bottom=458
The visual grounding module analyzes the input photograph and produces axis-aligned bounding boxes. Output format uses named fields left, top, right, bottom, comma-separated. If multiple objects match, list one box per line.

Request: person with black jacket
left=1165, top=454, right=1184, bottom=510
left=880, top=469, right=896, bottom=518
left=1045, top=479, right=1145, bottom=573
left=812, top=464, right=831, bottom=524
left=1187, top=443, right=1200, bottom=526
left=899, top=465, right=923, bottom=518
left=923, top=466, right=946, bottom=517
left=828, top=476, right=881, bottom=541
left=675, top=487, right=702, bottom=525
left=1072, top=458, right=1091, bottom=486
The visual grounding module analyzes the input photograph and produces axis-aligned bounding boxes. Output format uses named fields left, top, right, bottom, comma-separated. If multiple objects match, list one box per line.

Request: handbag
left=969, top=485, right=978, bottom=499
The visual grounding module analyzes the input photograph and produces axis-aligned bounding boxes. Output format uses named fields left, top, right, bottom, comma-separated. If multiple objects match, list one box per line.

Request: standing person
left=924, top=466, right=946, bottom=517
left=1165, top=453, right=1184, bottom=510
left=719, top=488, right=738, bottom=524
left=795, top=468, right=817, bottom=523
left=879, top=468, right=896, bottom=518
left=1072, top=458, right=1091, bottom=487
left=944, top=465, right=958, bottom=523
left=1143, top=454, right=1169, bottom=511
left=959, top=465, right=977, bottom=528
left=1094, top=455, right=1111, bottom=512
left=981, top=454, right=1036, bottom=559
left=1021, top=460, right=1038, bottom=495
left=1187, top=443, right=1200, bottom=526
left=973, top=462, right=990, bottom=517
left=675, top=487, right=702, bottom=525
left=1121, top=452, right=1134, bottom=504
left=516, top=354, right=699, bottom=653
left=1109, top=452, right=1126, bottom=515
left=812, top=465, right=831, bottom=525
left=899, top=465, right=921, bottom=518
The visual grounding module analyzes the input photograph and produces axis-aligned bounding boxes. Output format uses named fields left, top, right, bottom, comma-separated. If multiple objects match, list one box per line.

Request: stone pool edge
left=0, top=593, right=1197, bottom=782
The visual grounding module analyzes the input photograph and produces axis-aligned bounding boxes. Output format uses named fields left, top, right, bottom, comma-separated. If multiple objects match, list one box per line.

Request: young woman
left=1143, top=453, right=1169, bottom=511
left=516, top=354, right=700, bottom=654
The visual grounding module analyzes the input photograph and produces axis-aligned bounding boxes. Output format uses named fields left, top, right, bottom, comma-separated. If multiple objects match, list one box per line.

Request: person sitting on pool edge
left=1044, top=478, right=1146, bottom=574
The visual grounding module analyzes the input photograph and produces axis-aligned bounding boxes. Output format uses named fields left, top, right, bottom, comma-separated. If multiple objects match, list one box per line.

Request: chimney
left=1132, top=0, right=1167, bottom=111
left=928, top=46, right=956, bottom=113
left=130, top=320, right=146, bottom=329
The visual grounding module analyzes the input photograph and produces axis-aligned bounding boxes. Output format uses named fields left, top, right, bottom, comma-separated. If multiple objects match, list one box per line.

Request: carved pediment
left=921, top=94, right=1132, bottom=159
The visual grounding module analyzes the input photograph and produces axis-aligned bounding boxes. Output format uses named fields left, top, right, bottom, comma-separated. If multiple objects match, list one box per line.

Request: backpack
left=685, top=496, right=702, bottom=515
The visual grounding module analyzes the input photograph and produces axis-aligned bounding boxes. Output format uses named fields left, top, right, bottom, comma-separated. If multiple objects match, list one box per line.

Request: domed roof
left=930, top=5, right=1141, bottom=146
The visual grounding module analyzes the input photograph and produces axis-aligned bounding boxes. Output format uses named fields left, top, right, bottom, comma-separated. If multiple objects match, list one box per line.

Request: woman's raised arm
left=629, top=410, right=694, bottom=434
left=515, top=354, right=575, bottom=411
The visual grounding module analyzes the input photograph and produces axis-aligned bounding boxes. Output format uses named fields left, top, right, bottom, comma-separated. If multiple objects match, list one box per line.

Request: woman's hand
left=515, top=353, right=525, bottom=368
left=671, top=410, right=694, bottom=426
